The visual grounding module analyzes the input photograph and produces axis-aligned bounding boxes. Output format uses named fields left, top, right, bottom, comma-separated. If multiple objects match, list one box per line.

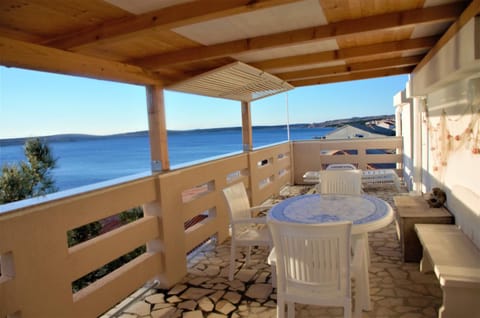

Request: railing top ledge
left=0, top=171, right=156, bottom=217
left=292, top=136, right=402, bottom=144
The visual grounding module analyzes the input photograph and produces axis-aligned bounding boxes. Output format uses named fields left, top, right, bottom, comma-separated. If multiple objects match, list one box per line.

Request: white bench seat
left=415, top=224, right=480, bottom=318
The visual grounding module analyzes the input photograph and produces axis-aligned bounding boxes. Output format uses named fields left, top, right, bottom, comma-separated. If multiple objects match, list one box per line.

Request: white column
left=412, top=96, right=424, bottom=193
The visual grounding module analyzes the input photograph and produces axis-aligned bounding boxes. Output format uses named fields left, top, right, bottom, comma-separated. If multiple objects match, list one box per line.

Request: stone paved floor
left=103, top=186, right=443, bottom=318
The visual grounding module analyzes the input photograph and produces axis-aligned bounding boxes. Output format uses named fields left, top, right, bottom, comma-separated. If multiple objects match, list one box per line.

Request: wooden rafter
left=276, top=55, right=423, bottom=81
left=0, top=36, right=161, bottom=86
left=251, top=36, right=437, bottom=71
left=130, top=3, right=464, bottom=70
left=44, top=0, right=302, bottom=50
left=289, top=66, right=414, bottom=87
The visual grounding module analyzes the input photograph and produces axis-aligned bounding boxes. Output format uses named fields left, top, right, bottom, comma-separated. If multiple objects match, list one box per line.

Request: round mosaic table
left=268, top=193, right=393, bottom=235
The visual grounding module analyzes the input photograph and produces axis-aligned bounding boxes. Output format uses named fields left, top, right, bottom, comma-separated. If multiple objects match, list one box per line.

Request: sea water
left=0, top=126, right=333, bottom=191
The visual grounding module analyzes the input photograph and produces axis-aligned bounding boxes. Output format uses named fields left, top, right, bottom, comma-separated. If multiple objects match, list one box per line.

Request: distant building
left=367, top=118, right=396, bottom=129
left=324, top=123, right=395, bottom=139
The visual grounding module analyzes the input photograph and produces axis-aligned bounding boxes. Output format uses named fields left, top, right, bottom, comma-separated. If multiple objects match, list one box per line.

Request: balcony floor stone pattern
left=104, top=186, right=443, bottom=318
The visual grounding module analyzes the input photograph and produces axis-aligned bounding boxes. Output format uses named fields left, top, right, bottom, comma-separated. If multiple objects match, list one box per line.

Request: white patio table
left=267, top=193, right=394, bottom=311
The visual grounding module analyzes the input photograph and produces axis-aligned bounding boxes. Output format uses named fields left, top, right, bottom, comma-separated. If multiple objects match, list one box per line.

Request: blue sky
left=0, top=66, right=408, bottom=139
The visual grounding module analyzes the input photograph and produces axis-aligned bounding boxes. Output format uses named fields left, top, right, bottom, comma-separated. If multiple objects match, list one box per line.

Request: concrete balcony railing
left=0, top=137, right=403, bottom=317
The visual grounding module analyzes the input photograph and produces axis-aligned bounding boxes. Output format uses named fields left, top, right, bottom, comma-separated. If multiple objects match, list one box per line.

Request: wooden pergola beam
left=131, top=3, right=464, bottom=69
left=44, top=0, right=301, bottom=50
left=252, top=36, right=437, bottom=71
left=276, top=55, right=423, bottom=81
left=0, top=36, right=161, bottom=85
left=289, top=66, right=414, bottom=87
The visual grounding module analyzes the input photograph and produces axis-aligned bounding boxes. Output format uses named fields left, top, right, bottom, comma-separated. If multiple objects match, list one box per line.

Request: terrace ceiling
left=0, top=0, right=477, bottom=91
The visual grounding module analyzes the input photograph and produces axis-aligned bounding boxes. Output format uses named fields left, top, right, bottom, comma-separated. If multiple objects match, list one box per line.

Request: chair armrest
left=232, top=216, right=267, bottom=225
left=249, top=205, right=274, bottom=213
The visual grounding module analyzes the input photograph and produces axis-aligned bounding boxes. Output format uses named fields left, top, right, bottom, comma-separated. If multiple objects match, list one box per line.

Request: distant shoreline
left=0, top=114, right=393, bottom=146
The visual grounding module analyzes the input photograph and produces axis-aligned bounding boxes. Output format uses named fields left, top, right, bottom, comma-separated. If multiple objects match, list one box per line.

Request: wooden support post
left=241, top=101, right=256, bottom=204
left=146, top=85, right=169, bottom=171
left=144, top=174, right=187, bottom=288
left=242, top=101, right=253, bottom=151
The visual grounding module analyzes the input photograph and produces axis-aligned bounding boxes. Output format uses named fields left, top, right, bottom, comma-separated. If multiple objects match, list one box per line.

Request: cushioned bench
left=415, top=224, right=480, bottom=318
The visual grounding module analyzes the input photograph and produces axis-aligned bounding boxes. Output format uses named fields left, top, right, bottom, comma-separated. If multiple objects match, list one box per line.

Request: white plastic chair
left=318, top=170, right=370, bottom=264
left=222, top=182, right=273, bottom=281
left=267, top=220, right=367, bottom=318
left=318, top=170, right=362, bottom=195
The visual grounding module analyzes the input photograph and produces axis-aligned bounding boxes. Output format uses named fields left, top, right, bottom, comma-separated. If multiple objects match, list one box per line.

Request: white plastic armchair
left=222, top=182, right=273, bottom=281
left=318, top=170, right=362, bottom=195
left=267, top=220, right=367, bottom=318
left=317, top=170, right=369, bottom=263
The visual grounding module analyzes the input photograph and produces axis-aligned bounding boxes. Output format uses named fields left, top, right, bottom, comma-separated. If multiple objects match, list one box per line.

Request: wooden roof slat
left=276, top=55, right=423, bottom=81
left=131, top=2, right=463, bottom=69
left=43, top=0, right=301, bottom=50
left=251, top=36, right=438, bottom=71
left=290, top=66, right=415, bottom=87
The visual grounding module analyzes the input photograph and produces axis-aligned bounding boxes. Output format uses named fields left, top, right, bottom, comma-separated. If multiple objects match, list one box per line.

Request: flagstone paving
left=103, top=186, right=443, bottom=318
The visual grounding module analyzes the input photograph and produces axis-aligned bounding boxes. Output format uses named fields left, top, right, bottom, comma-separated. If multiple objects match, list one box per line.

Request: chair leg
left=354, top=260, right=370, bottom=312
left=271, top=264, right=277, bottom=288
left=345, top=299, right=353, bottom=318
left=287, top=302, right=295, bottom=318
left=246, top=246, right=252, bottom=266
left=353, top=304, right=361, bottom=318
left=229, top=243, right=236, bottom=281
left=353, top=233, right=370, bottom=265
left=277, top=297, right=285, bottom=318
left=362, top=233, right=370, bottom=265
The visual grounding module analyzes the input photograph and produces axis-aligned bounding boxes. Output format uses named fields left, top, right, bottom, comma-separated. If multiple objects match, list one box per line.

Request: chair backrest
left=222, top=182, right=252, bottom=222
left=268, top=220, right=352, bottom=300
left=326, top=163, right=356, bottom=170
left=318, top=170, right=362, bottom=195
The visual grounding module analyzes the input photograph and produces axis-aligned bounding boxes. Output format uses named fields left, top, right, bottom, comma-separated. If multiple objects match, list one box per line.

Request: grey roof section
left=343, top=123, right=395, bottom=136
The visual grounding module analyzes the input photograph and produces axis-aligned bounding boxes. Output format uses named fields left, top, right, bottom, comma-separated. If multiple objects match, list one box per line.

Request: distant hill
left=0, top=132, right=148, bottom=146
left=0, top=114, right=394, bottom=146
left=303, top=114, right=395, bottom=128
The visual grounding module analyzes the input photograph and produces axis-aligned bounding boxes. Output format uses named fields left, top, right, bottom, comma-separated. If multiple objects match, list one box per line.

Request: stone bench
left=394, top=195, right=454, bottom=262
left=415, top=224, right=480, bottom=318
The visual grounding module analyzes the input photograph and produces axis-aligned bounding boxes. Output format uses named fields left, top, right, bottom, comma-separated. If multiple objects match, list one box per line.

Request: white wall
left=394, top=90, right=414, bottom=190
left=424, top=76, right=480, bottom=247
left=406, top=16, right=480, bottom=248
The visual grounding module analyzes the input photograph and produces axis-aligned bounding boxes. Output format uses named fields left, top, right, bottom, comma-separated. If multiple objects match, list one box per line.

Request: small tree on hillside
left=0, top=138, right=57, bottom=204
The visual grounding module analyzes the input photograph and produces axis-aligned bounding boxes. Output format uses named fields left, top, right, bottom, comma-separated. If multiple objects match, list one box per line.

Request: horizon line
left=0, top=114, right=394, bottom=141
